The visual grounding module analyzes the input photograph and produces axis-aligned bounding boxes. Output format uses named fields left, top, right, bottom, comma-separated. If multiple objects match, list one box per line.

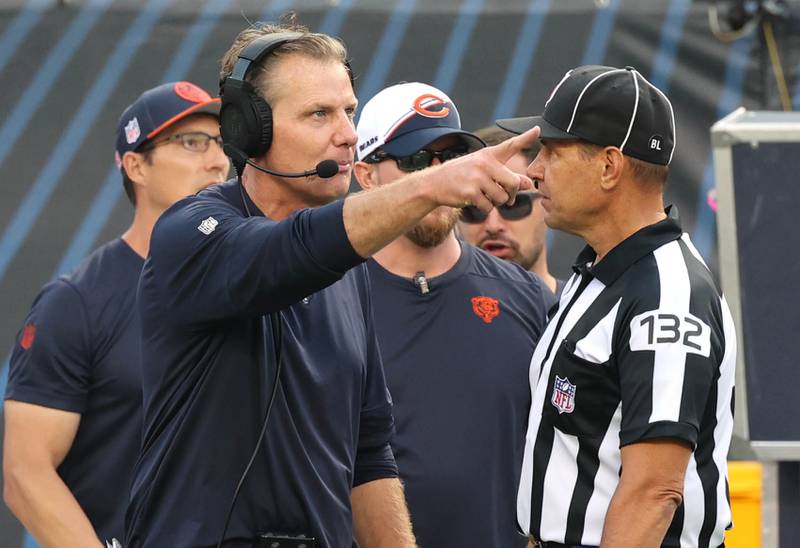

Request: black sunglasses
left=365, top=145, right=470, bottom=172
left=141, top=132, right=223, bottom=153
left=460, top=192, right=542, bottom=224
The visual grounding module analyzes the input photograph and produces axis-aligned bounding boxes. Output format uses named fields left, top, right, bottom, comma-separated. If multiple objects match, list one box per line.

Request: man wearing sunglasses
left=353, top=82, right=555, bottom=548
left=3, top=81, right=228, bottom=548
left=458, top=126, right=564, bottom=297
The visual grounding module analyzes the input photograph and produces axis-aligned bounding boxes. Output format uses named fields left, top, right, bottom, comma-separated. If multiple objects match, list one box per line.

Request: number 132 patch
left=629, top=311, right=711, bottom=357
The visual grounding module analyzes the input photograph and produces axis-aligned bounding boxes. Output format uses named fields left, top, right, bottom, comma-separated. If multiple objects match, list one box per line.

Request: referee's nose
left=526, top=153, right=544, bottom=190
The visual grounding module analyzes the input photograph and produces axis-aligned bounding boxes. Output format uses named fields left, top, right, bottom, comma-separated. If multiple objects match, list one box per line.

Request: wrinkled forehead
left=268, top=55, right=355, bottom=106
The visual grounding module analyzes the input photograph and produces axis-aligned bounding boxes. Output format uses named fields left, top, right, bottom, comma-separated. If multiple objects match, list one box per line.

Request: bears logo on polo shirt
left=471, top=296, right=500, bottom=324
left=20, top=323, right=36, bottom=350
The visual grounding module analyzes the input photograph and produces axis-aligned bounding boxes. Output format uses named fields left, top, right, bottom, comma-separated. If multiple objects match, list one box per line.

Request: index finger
left=488, top=126, right=541, bottom=164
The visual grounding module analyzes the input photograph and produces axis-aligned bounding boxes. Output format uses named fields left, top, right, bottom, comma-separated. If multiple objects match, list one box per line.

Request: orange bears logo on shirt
left=471, top=296, right=500, bottom=324
left=20, top=324, right=36, bottom=350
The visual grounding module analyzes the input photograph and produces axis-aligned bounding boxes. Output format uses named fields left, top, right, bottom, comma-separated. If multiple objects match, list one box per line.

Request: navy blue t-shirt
left=5, top=238, right=145, bottom=544
left=125, top=180, right=397, bottom=548
left=367, top=244, right=554, bottom=548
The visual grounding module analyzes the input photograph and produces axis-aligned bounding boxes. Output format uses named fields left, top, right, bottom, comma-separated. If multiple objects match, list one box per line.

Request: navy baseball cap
left=115, top=81, right=221, bottom=165
left=497, top=65, right=676, bottom=166
left=356, top=82, right=484, bottom=161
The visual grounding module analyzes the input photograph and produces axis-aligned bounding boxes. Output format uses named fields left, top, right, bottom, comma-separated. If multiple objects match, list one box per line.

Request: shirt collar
left=572, top=206, right=683, bottom=285
left=238, top=181, right=265, bottom=218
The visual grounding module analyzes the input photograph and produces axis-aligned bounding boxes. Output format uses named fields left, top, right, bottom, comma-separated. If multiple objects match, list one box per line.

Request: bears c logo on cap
left=174, top=81, right=212, bottom=103
left=413, top=94, right=450, bottom=118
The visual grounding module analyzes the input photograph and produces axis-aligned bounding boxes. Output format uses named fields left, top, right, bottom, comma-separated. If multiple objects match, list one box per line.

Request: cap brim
left=496, top=115, right=576, bottom=141
left=381, top=127, right=485, bottom=157
left=146, top=98, right=222, bottom=139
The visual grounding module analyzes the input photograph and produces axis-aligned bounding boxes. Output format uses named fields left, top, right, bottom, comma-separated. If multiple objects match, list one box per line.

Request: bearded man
left=352, top=82, right=555, bottom=548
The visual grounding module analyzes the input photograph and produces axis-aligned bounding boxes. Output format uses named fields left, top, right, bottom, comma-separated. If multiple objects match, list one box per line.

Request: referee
left=498, top=65, right=736, bottom=548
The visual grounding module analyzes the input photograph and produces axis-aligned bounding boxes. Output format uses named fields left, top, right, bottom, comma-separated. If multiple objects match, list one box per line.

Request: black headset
left=219, top=32, right=304, bottom=173
left=219, top=31, right=353, bottom=175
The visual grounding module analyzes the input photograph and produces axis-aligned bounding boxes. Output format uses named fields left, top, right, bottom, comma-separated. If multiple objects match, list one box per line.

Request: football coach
left=123, top=20, right=539, bottom=548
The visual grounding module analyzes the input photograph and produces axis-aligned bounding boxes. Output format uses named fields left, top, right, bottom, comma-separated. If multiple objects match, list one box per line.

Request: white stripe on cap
left=545, top=69, right=574, bottom=108
left=384, top=109, right=417, bottom=141
left=640, top=75, right=677, bottom=164
left=566, top=68, right=626, bottom=134
left=619, top=69, right=640, bottom=152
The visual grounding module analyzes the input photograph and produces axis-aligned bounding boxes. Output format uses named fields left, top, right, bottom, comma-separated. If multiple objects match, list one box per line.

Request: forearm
left=600, top=484, right=681, bottom=547
left=4, top=465, right=102, bottom=548
left=351, top=477, right=416, bottom=548
left=344, top=129, right=541, bottom=257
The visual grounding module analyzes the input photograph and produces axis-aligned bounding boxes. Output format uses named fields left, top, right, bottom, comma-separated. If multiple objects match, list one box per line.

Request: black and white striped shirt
left=517, top=208, right=736, bottom=548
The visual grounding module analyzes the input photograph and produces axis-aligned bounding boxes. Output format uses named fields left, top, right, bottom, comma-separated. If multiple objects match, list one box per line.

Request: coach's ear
left=353, top=161, right=379, bottom=191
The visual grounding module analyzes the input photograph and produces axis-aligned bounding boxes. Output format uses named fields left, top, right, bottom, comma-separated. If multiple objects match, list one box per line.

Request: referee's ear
left=598, top=146, right=625, bottom=191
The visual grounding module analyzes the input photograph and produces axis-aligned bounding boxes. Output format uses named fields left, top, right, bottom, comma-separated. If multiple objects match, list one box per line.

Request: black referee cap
left=497, top=65, right=676, bottom=166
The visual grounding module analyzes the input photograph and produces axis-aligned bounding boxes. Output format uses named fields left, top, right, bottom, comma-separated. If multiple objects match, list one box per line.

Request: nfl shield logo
left=124, top=117, right=141, bottom=144
left=551, top=375, right=576, bottom=414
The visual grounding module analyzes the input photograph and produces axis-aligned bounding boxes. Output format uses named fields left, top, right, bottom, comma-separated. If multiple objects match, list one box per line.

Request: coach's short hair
left=219, top=15, right=351, bottom=106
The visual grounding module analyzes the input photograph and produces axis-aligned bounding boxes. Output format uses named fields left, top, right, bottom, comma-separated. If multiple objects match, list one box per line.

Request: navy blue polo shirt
left=5, top=238, right=145, bottom=544
left=367, top=244, right=554, bottom=548
left=125, top=180, right=397, bottom=548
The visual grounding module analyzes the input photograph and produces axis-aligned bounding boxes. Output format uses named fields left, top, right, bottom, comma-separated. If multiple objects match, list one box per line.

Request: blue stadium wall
left=1, top=0, right=798, bottom=545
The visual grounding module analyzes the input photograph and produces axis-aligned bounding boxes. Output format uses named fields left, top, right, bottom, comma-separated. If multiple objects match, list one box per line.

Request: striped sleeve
left=616, top=241, right=721, bottom=448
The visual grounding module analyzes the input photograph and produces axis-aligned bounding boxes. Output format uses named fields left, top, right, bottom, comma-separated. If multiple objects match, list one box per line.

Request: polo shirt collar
left=238, top=182, right=265, bottom=218
left=572, top=206, right=683, bottom=285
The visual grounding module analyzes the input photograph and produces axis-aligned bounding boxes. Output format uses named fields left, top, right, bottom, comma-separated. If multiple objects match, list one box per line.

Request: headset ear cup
left=248, top=92, right=273, bottom=157
left=220, top=32, right=306, bottom=164
left=220, top=79, right=274, bottom=160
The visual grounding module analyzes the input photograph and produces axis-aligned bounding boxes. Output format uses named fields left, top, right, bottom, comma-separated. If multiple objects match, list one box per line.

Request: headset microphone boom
left=222, top=143, right=339, bottom=179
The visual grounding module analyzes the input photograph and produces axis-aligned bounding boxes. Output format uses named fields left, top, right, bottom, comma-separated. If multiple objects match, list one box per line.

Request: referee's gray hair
left=577, top=140, right=669, bottom=187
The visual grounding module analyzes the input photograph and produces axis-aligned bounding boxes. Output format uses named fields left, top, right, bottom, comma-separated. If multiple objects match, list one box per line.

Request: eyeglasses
left=460, top=192, right=542, bottom=224
left=142, top=132, right=223, bottom=153
left=365, top=145, right=470, bottom=172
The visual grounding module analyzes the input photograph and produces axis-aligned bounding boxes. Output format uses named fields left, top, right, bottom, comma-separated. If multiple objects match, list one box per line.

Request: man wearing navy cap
left=504, top=65, right=737, bottom=548
left=3, top=81, right=228, bottom=548
left=353, top=82, right=554, bottom=548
